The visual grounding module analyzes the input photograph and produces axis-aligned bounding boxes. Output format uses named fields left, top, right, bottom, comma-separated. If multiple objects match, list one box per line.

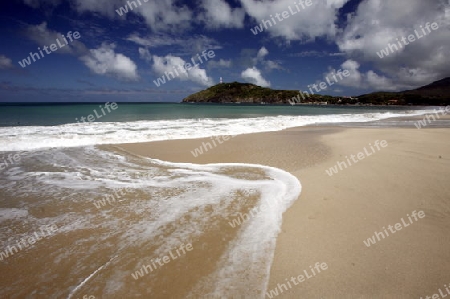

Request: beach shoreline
left=116, top=120, right=450, bottom=298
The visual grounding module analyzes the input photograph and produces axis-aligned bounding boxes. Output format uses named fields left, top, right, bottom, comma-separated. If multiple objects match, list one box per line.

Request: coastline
left=116, top=120, right=450, bottom=298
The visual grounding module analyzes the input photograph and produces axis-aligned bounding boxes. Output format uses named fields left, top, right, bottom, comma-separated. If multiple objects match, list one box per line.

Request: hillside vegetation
left=182, top=78, right=450, bottom=105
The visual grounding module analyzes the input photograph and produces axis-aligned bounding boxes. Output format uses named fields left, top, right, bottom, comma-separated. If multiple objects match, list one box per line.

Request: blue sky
left=0, top=0, right=448, bottom=102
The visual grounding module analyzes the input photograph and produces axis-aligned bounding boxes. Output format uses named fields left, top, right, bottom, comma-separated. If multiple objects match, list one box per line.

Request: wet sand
left=118, top=124, right=450, bottom=298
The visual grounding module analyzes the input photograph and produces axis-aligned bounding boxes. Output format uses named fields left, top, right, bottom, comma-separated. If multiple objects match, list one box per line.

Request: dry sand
left=118, top=125, right=450, bottom=298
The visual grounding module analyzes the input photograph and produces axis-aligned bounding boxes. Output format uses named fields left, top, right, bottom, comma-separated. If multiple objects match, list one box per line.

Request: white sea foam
left=0, top=110, right=431, bottom=152
left=0, top=146, right=300, bottom=297
left=0, top=208, right=28, bottom=222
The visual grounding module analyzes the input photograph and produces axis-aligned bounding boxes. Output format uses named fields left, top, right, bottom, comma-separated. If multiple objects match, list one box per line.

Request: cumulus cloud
left=252, top=46, right=283, bottom=71
left=81, top=43, right=139, bottom=81
left=126, top=0, right=192, bottom=32
left=0, top=55, right=13, bottom=69
left=242, top=0, right=351, bottom=41
left=241, top=67, right=271, bottom=87
left=199, top=0, right=245, bottom=28
left=338, top=60, right=363, bottom=87
left=323, top=59, right=401, bottom=91
left=152, top=54, right=214, bottom=86
left=337, top=0, right=450, bottom=89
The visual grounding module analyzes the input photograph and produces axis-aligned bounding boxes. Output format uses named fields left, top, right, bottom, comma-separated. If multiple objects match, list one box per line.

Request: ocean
left=0, top=103, right=438, bottom=298
left=0, top=103, right=436, bottom=150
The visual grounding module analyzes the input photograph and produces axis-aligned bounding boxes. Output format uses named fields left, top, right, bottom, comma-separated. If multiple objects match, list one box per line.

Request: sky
left=0, top=0, right=449, bottom=102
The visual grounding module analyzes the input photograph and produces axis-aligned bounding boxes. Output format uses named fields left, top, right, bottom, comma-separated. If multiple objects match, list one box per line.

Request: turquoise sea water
left=0, top=102, right=427, bottom=127
left=0, top=103, right=438, bottom=152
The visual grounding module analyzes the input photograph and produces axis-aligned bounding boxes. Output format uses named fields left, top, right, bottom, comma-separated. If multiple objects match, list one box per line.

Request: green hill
left=182, top=82, right=328, bottom=104
left=357, top=77, right=450, bottom=105
left=182, top=78, right=450, bottom=105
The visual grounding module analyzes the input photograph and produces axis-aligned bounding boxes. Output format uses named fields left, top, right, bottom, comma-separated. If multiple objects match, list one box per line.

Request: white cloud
left=241, top=67, right=271, bottom=87
left=81, top=43, right=139, bottom=81
left=209, top=59, right=232, bottom=68
left=339, top=60, right=363, bottom=87
left=23, top=0, right=349, bottom=40
left=323, top=59, right=401, bottom=91
left=264, top=60, right=282, bottom=71
left=127, top=0, right=192, bottom=32
left=138, top=47, right=152, bottom=62
left=126, top=33, right=221, bottom=55
left=288, top=51, right=345, bottom=57
left=23, top=0, right=61, bottom=8
left=0, top=55, right=13, bottom=69
left=337, top=0, right=450, bottom=89
left=199, top=0, right=245, bottom=28
left=29, top=0, right=193, bottom=32
left=252, top=46, right=282, bottom=71
left=70, top=0, right=120, bottom=17
left=365, top=70, right=395, bottom=90
left=152, top=54, right=214, bottom=86
left=256, top=46, right=269, bottom=61
left=242, top=0, right=351, bottom=41
left=24, top=22, right=88, bottom=56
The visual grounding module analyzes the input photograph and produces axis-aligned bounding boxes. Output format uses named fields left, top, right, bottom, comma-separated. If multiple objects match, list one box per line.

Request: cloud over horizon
left=81, top=43, right=139, bottom=81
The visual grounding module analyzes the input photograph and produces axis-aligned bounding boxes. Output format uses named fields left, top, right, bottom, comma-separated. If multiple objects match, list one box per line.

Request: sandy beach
left=118, top=123, right=450, bottom=298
